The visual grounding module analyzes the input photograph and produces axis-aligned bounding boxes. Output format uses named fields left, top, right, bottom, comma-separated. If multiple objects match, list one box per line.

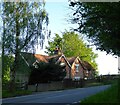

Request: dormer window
left=33, top=60, right=39, bottom=69
left=34, top=65, right=38, bottom=69
left=75, top=64, right=79, bottom=72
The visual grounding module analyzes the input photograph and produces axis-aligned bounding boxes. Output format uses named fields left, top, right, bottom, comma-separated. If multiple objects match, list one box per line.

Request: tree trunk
left=9, top=7, right=20, bottom=92
left=2, top=18, right=5, bottom=80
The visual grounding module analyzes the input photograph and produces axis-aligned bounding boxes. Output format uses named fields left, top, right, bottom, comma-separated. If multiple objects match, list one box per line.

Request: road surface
left=2, top=85, right=111, bottom=105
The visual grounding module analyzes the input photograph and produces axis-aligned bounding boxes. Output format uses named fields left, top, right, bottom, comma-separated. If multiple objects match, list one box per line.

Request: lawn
left=80, top=83, right=119, bottom=103
left=2, top=89, right=32, bottom=98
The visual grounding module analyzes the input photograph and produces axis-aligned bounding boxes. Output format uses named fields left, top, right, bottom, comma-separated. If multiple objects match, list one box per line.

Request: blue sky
left=45, top=2, right=73, bottom=36
left=36, top=1, right=119, bottom=75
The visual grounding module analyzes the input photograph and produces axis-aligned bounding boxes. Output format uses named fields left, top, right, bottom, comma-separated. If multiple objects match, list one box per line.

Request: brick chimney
left=54, top=46, right=62, bottom=55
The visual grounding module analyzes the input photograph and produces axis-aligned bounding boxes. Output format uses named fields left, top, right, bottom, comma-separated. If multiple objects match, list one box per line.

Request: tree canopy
left=2, top=2, right=49, bottom=55
left=46, top=31, right=98, bottom=70
left=69, top=1, right=120, bottom=56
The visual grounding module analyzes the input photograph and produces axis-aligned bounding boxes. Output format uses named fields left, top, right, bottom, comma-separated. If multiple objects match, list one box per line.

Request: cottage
left=56, top=54, right=95, bottom=80
left=16, top=51, right=95, bottom=82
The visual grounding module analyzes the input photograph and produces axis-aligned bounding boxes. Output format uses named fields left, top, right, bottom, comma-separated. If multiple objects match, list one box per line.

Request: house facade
left=16, top=51, right=95, bottom=82
left=57, top=55, right=95, bottom=80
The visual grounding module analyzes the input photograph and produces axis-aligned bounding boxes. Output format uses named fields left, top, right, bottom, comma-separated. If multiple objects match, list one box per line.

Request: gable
left=56, top=55, right=71, bottom=68
left=72, top=57, right=87, bottom=71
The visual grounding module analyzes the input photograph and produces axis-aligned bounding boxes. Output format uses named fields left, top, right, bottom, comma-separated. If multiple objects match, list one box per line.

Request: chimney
left=54, top=46, right=62, bottom=55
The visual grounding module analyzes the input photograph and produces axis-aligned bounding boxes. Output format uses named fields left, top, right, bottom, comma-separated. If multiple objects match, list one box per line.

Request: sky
left=0, top=1, right=117, bottom=75
left=36, top=1, right=118, bottom=75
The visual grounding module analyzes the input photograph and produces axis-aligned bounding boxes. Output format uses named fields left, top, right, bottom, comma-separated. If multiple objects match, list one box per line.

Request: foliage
left=46, top=31, right=98, bottom=70
left=69, top=2, right=120, bottom=56
left=46, top=34, right=62, bottom=55
left=1, top=2, right=49, bottom=91
left=2, top=55, right=14, bottom=83
left=2, top=2, right=49, bottom=54
left=28, top=61, right=66, bottom=84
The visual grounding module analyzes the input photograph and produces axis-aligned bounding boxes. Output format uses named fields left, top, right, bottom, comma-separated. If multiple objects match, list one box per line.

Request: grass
left=84, top=79, right=117, bottom=87
left=81, top=82, right=119, bottom=103
left=2, top=89, right=32, bottom=98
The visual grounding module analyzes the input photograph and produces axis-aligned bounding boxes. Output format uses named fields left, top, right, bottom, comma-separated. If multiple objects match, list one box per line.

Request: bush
left=28, top=62, right=66, bottom=84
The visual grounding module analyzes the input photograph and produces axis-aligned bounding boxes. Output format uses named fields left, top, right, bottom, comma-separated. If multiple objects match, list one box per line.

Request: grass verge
left=2, top=90, right=32, bottom=98
left=80, top=83, right=119, bottom=103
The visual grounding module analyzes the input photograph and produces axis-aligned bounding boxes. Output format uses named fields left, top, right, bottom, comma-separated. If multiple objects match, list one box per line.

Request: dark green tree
left=69, top=1, right=120, bottom=56
left=69, top=2, right=120, bottom=101
left=29, top=61, right=66, bottom=84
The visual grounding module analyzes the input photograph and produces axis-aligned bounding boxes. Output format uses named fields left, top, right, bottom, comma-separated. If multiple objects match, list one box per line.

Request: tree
left=46, top=31, right=98, bottom=70
left=2, top=2, right=49, bottom=91
left=28, top=61, right=66, bottom=84
left=69, top=2, right=120, bottom=56
left=69, top=2, right=120, bottom=101
left=46, top=34, right=62, bottom=55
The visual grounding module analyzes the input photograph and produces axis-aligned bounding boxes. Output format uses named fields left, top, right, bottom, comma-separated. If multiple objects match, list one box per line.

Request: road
left=2, top=85, right=111, bottom=105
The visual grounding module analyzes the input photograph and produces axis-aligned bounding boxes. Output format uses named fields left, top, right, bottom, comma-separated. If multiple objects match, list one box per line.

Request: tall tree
left=69, top=1, right=120, bottom=56
left=46, top=31, right=98, bottom=70
left=2, top=2, right=49, bottom=91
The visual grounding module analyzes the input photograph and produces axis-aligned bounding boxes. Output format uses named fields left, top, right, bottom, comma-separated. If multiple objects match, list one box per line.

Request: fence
left=28, top=79, right=86, bottom=92
left=28, top=81, right=64, bottom=92
left=16, top=75, right=119, bottom=91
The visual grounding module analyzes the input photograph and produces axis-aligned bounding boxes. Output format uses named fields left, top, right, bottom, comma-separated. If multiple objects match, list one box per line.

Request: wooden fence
left=28, top=79, right=87, bottom=92
left=12, top=74, right=119, bottom=92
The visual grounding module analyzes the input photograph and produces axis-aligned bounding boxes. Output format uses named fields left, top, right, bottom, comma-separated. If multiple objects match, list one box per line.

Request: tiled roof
left=34, top=54, right=61, bottom=63
left=82, top=61, right=94, bottom=71
left=67, top=57, right=76, bottom=65
left=34, top=54, right=49, bottom=63
left=20, top=52, right=95, bottom=71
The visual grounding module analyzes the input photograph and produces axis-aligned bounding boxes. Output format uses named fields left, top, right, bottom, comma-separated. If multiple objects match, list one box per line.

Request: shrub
left=28, top=62, right=66, bottom=84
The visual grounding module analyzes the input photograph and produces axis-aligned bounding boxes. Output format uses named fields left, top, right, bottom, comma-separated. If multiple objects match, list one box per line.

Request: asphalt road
left=2, top=85, right=111, bottom=105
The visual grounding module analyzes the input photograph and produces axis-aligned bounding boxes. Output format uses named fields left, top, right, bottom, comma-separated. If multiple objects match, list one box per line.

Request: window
left=32, top=61, right=39, bottom=69
left=86, top=70, right=89, bottom=74
left=74, top=76, right=80, bottom=80
left=60, top=62, right=65, bottom=65
left=60, top=62, right=66, bottom=67
left=75, top=64, right=79, bottom=72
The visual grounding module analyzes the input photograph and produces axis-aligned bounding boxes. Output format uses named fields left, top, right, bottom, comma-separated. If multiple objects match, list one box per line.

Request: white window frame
left=75, top=64, right=79, bottom=72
